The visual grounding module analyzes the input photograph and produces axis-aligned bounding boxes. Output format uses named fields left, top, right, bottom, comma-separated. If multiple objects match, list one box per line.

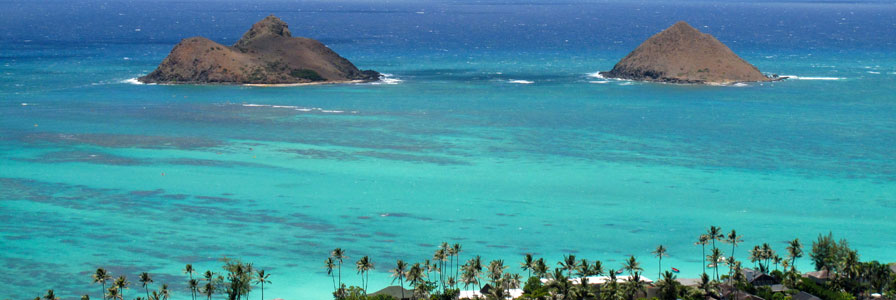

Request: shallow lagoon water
left=2, top=0, right=895, bottom=299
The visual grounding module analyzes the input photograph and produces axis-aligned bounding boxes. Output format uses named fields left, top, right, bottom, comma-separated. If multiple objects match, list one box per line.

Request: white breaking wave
left=586, top=71, right=605, bottom=79
left=589, top=81, right=609, bottom=84
left=867, top=71, right=881, bottom=74
left=780, top=75, right=843, bottom=81
left=508, top=79, right=534, bottom=84
left=241, top=103, right=349, bottom=114
left=370, top=73, right=403, bottom=85
left=122, top=77, right=156, bottom=85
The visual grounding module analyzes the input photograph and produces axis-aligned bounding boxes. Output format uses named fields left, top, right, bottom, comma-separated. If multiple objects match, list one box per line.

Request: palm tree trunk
left=260, top=282, right=264, bottom=300
left=101, top=283, right=106, bottom=300
left=702, top=245, right=706, bottom=275
left=146, top=286, right=150, bottom=300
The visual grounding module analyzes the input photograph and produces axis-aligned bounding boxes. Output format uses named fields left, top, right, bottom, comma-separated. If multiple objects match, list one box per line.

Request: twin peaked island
left=140, top=17, right=777, bottom=86
left=139, top=15, right=379, bottom=85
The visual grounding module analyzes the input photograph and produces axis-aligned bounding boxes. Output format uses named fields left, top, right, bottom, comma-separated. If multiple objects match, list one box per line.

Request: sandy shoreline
left=243, top=80, right=365, bottom=87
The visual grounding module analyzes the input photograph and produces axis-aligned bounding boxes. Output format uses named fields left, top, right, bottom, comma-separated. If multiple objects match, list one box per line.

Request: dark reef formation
left=601, top=21, right=776, bottom=84
left=139, top=15, right=379, bottom=84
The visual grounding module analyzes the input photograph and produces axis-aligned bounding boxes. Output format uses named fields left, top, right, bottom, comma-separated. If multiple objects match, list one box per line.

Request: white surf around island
left=122, top=78, right=156, bottom=85
left=239, top=103, right=355, bottom=114
left=507, top=79, right=534, bottom=84
left=779, top=75, right=844, bottom=80
left=368, top=73, right=403, bottom=85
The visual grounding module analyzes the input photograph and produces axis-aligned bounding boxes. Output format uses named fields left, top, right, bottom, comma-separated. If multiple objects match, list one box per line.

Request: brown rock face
left=601, top=21, right=772, bottom=84
left=139, top=15, right=379, bottom=84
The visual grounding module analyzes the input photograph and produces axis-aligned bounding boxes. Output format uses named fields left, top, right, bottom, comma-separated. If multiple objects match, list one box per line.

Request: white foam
left=586, top=71, right=605, bottom=79
left=619, top=82, right=633, bottom=86
left=589, top=81, right=609, bottom=84
left=122, top=78, right=143, bottom=85
left=295, top=108, right=313, bottom=112
left=242, top=104, right=270, bottom=107
left=21, top=102, right=28, bottom=106
left=371, top=73, right=403, bottom=85
left=321, top=110, right=344, bottom=113
left=508, top=79, right=534, bottom=84
left=271, top=105, right=298, bottom=109
left=733, top=83, right=749, bottom=87
left=867, top=71, right=880, bottom=74
left=780, top=75, right=842, bottom=81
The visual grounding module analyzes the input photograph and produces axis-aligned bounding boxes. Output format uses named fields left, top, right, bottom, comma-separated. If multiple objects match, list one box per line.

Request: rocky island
left=139, top=15, right=380, bottom=85
left=601, top=21, right=778, bottom=84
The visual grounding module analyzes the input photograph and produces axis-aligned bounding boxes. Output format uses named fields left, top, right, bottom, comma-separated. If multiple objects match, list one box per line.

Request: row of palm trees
left=323, top=226, right=811, bottom=299
left=47, top=261, right=270, bottom=300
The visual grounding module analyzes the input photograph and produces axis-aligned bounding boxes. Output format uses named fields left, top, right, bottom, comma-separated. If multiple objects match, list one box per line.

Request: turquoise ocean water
left=1, top=0, right=895, bottom=299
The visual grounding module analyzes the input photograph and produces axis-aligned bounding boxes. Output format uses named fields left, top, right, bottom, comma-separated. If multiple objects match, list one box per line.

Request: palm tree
left=577, top=258, right=594, bottom=277
left=760, top=243, right=775, bottom=273
left=202, top=282, right=215, bottom=300
left=707, top=248, right=723, bottom=281
left=355, top=256, right=373, bottom=295
left=696, top=234, right=710, bottom=275
left=390, top=260, right=408, bottom=300
left=106, top=287, right=120, bottom=300
left=93, top=268, right=112, bottom=300
left=461, top=263, right=477, bottom=292
left=725, top=230, right=743, bottom=274
left=787, top=238, right=803, bottom=271
left=622, top=256, right=642, bottom=276
left=81, top=295, right=90, bottom=300
left=592, top=260, right=605, bottom=277
left=114, top=276, right=130, bottom=300
left=707, top=226, right=723, bottom=251
left=559, top=254, right=578, bottom=278
left=324, top=258, right=336, bottom=293
left=773, top=255, right=783, bottom=271
left=506, top=273, right=522, bottom=295
left=433, top=247, right=447, bottom=291
left=749, top=245, right=762, bottom=269
left=623, top=272, right=646, bottom=300
left=184, top=265, right=195, bottom=300
left=189, top=279, right=200, bottom=300
left=546, top=268, right=571, bottom=299
left=471, top=256, right=483, bottom=290
left=330, top=248, right=346, bottom=293
left=452, top=243, right=462, bottom=287
left=656, top=271, right=680, bottom=300
left=160, top=284, right=170, bottom=300
left=487, top=260, right=507, bottom=287
left=521, top=253, right=535, bottom=278
left=44, top=290, right=59, bottom=300
left=652, top=245, right=668, bottom=279
left=139, top=272, right=154, bottom=300
left=406, top=263, right=425, bottom=300
left=533, top=258, right=548, bottom=279
left=697, top=273, right=716, bottom=298
left=253, top=270, right=271, bottom=300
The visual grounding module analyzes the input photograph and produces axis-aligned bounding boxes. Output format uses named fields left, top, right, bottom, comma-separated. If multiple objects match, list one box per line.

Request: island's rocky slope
left=139, top=15, right=379, bottom=84
left=600, top=21, right=773, bottom=84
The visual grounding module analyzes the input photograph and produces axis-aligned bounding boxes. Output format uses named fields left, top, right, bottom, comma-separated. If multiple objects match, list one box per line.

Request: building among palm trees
left=459, top=284, right=523, bottom=300
left=741, top=268, right=779, bottom=287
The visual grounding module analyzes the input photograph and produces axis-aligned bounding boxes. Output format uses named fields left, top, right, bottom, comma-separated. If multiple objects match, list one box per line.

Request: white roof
left=459, top=288, right=523, bottom=299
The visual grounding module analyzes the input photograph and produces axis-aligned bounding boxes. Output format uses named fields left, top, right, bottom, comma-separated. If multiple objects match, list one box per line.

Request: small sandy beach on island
left=242, top=80, right=365, bottom=87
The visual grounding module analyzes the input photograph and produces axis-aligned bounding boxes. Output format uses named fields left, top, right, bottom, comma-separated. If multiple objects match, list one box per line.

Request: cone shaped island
left=601, top=21, right=781, bottom=84
left=139, top=15, right=380, bottom=85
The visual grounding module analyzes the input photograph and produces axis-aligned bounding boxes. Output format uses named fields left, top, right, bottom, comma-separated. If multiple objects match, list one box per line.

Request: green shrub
left=289, top=69, right=326, bottom=81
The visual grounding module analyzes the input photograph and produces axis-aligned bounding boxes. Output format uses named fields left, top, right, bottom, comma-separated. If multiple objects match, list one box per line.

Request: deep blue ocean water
left=2, top=0, right=895, bottom=299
